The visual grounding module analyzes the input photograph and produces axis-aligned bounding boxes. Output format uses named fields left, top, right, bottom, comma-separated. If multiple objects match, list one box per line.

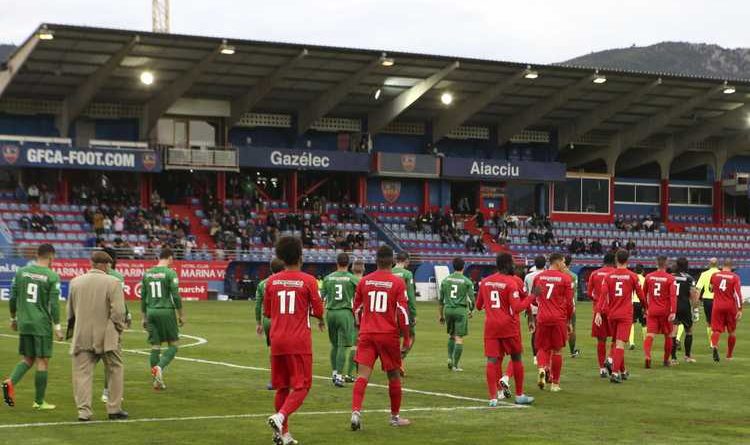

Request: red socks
left=274, top=389, right=290, bottom=433
left=613, top=347, right=625, bottom=374
left=486, top=362, right=499, bottom=399
left=596, top=341, right=606, bottom=368
left=663, top=337, right=673, bottom=362
left=388, top=378, right=402, bottom=416
left=643, top=336, right=654, bottom=359
left=550, top=353, right=562, bottom=384
left=505, top=360, right=514, bottom=378
left=711, top=331, right=721, bottom=348
left=511, top=360, right=524, bottom=395
left=536, top=349, right=549, bottom=369
left=352, top=377, right=368, bottom=412
left=279, top=388, right=309, bottom=419
left=728, top=335, right=737, bottom=358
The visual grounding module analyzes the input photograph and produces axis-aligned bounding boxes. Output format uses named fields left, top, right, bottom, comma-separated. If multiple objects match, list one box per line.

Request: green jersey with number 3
left=322, top=271, right=358, bottom=310
left=140, top=266, right=182, bottom=312
left=392, top=266, right=417, bottom=320
left=10, top=263, right=61, bottom=336
left=439, top=272, right=475, bottom=310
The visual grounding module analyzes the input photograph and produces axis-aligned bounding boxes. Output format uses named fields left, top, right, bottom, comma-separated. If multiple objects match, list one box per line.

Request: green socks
left=346, top=348, right=357, bottom=376
left=9, top=361, right=31, bottom=385
left=150, top=349, right=161, bottom=367
left=569, top=333, right=577, bottom=354
left=34, top=371, right=48, bottom=405
left=453, top=344, right=464, bottom=368
left=448, top=338, right=456, bottom=362
left=330, top=348, right=338, bottom=373
left=158, top=345, right=178, bottom=370
left=336, top=347, right=349, bottom=375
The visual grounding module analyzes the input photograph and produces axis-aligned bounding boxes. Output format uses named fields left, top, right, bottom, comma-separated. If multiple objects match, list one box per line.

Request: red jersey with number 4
left=710, top=271, right=743, bottom=311
left=532, top=270, right=574, bottom=325
left=597, top=269, right=645, bottom=320
left=644, top=270, right=676, bottom=316
left=354, top=270, right=410, bottom=336
left=264, top=270, right=324, bottom=356
left=587, top=266, right=615, bottom=301
left=476, top=273, right=532, bottom=339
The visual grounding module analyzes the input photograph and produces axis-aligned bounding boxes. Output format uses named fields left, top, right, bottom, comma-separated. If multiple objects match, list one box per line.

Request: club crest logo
left=2, top=145, right=20, bottom=164
left=381, top=180, right=401, bottom=203
left=400, top=154, right=416, bottom=172
left=142, top=152, right=157, bottom=171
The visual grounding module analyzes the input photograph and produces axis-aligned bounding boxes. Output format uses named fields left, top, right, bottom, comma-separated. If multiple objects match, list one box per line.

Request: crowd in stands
left=15, top=183, right=55, bottom=205
left=19, top=212, right=56, bottom=232
left=568, top=237, right=637, bottom=255
left=615, top=214, right=658, bottom=232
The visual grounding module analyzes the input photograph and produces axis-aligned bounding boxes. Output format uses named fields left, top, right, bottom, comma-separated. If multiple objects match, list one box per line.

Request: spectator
left=114, top=213, right=125, bottom=234
left=474, top=209, right=485, bottom=230
left=589, top=239, right=603, bottom=255
left=611, top=239, right=622, bottom=251
left=625, top=239, right=636, bottom=254
left=27, top=184, right=40, bottom=204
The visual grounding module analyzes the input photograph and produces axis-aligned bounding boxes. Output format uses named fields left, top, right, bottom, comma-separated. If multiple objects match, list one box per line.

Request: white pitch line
left=0, top=405, right=505, bottom=429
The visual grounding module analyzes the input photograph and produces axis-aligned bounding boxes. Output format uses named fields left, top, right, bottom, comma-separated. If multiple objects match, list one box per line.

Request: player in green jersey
left=322, top=253, right=359, bottom=387
left=255, top=257, right=285, bottom=390
left=343, top=258, right=365, bottom=382
left=564, top=255, right=581, bottom=358
left=439, top=257, right=475, bottom=372
left=3, top=244, right=62, bottom=410
left=101, top=251, right=132, bottom=403
left=140, top=248, right=184, bottom=390
left=392, top=252, right=416, bottom=376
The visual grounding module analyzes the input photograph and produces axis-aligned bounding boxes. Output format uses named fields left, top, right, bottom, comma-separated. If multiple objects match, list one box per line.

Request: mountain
left=561, top=42, right=750, bottom=80
left=0, top=44, right=16, bottom=63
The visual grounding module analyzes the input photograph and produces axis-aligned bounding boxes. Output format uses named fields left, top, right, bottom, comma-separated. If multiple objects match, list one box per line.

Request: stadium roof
left=1, top=23, right=749, bottom=174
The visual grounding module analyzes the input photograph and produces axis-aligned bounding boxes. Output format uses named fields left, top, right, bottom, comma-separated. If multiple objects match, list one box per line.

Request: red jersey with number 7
left=263, top=270, right=324, bottom=356
left=644, top=270, right=676, bottom=316
left=710, top=271, right=743, bottom=311
left=532, top=269, right=574, bottom=325
left=353, top=270, right=410, bottom=336
left=476, top=273, right=532, bottom=339
left=597, top=269, right=645, bottom=320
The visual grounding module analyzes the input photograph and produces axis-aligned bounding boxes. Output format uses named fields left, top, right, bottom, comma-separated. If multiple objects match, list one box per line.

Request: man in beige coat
left=67, top=251, right=128, bottom=421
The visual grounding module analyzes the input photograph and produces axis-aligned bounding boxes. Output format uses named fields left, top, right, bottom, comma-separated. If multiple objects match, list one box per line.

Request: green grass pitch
left=0, top=300, right=748, bottom=444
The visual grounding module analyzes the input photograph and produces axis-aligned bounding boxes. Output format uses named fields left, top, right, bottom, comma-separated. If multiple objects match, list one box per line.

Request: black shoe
left=609, top=373, right=622, bottom=384
left=343, top=375, right=355, bottom=383
left=78, top=417, right=91, bottom=422
left=570, top=349, right=581, bottom=358
left=604, top=359, right=613, bottom=376
left=712, top=347, right=720, bottom=363
left=675, top=340, right=682, bottom=351
left=108, top=411, right=129, bottom=420
left=599, top=369, right=608, bottom=378
left=621, top=370, right=630, bottom=381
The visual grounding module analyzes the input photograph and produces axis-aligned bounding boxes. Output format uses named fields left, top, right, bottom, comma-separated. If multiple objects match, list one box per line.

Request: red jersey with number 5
left=476, top=273, right=531, bottom=339
left=353, top=270, right=409, bottom=336
left=710, top=271, right=742, bottom=311
left=263, top=270, right=324, bottom=356
left=532, top=270, right=574, bottom=325
left=597, top=269, right=645, bottom=320
left=644, top=270, right=676, bottom=316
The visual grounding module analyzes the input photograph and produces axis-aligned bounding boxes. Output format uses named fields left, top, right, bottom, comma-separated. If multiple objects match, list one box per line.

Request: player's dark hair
left=675, top=257, right=689, bottom=273
left=377, top=245, right=394, bottom=269
left=159, top=247, right=174, bottom=260
left=533, top=255, right=546, bottom=270
left=396, top=251, right=409, bottom=263
left=615, top=249, right=629, bottom=265
left=549, top=253, right=564, bottom=265
left=634, top=263, right=644, bottom=274
left=564, top=254, right=573, bottom=267
left=275, top=236, right=303, bottom=266
left=656, top=256, right=667, bottom=269
left=603, top=252, right=615, bottom=266
left=336, top=252, right=350, bottom=268
left=37, top=243, right=55, bottom=259
left=104, top=247, right=118, bottom=268
left=269, top=257, right=285, bottom=274
left=496, top=252, right=514, bottom=275
left=452, top=257, right=465, bottom=272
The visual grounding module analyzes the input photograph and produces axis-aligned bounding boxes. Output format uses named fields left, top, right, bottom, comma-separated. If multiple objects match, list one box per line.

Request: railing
left=162, top=145, right=239, bottom=171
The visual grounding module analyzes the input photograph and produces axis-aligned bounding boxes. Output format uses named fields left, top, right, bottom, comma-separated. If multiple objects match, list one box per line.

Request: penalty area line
left=0, top=405, right=512, bottom=429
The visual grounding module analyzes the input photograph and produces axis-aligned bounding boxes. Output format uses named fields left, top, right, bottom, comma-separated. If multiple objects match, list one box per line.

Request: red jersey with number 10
left=644, top=270, right=676, bottom=316
left=532, top=269, right=574, bottom=325
left=353, top=270, right=410, bottom=336
left=710, top=271, right=743, bottom=311
left=476, top=273, right=531, bottom=339
left=263, top=270, right=324, bottom=356
left=597, top=269, right=645, bottom=320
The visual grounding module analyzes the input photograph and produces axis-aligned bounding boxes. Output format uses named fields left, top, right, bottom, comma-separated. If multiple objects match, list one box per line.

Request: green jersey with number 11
left=140, top=266, right=182, bottom=312
left=322, top=270, right=358, bottom=310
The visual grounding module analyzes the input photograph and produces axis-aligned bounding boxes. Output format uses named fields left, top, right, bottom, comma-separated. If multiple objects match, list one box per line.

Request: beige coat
left=67, top=269, right=126, bottom=355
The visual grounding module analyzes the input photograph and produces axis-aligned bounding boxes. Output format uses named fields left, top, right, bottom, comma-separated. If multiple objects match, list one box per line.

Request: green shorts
left=147, top=309, right=180, bottom=345
left=445, top=308, right=469, bottom=337
left=19, top=334, right=53, bottom=358
left=262, top=317, right=271, bottom=347
left=326, top=309, right=356, bottom=347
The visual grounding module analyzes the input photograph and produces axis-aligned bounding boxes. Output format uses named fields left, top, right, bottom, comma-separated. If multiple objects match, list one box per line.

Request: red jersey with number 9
left=263, top=270, right=324, bottom=356
left=476, top=273, right=531, bottom=339
left=353, top=270, right=410, bottom=336
left=597, top=269, right=645, bottom=320
left=532, top=270, right=574, bottom=325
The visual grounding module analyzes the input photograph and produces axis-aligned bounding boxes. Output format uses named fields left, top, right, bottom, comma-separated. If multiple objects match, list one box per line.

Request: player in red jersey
left=587, top=252, right=616, bottom=378
left=477, top=253, right=535, bottom=406
left=595, top=250, right=646, bottom=383
left=496, top=264, right=530, bottom=400
left=709, top=260, right=743, bottom=362
left=264, top=237, right=325, bottom=445
left=642, top=256, right=677, bottom=368
left=350, top=245, right=412, bottom=431
left=531, top=253, right=574, bottom=392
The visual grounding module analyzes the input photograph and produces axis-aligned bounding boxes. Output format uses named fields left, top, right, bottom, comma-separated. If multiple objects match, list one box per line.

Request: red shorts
left=646, top=315, right=672, bottom=335
left=355, top=333, right=401, bottom=372
left=535, top=322, right=568, bottom=351
left=591, top=313, right=610, bottom=338
left=608, top=318, right=631, bottom=342
left=271, top=354, right=312, bottom=390
left=484, top=336, right=523, bottom=358
left=711, top=307, right=738, bottom=333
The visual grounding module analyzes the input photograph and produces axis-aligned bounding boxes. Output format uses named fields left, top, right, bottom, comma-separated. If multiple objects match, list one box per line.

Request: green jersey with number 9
left=10, top=263, right=61, bottom=336
left=322, top=270, right=358, bottom=310
left=140, top=266, right=182, bottom=311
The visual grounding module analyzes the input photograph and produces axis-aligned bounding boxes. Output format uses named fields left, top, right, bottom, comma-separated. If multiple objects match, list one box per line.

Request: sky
left=0, top=0, right=748, bottom=63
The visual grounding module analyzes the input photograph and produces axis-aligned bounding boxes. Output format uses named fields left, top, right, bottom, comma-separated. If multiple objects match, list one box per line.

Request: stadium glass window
left=668, top=186, right=689, bottom=205
left=614, top=183, right=660, bottom=204
left=554, top=176, right=610, bottom=214
left=636, top=185, right=660, bottom=203
left=668, top=185, right=712, bottom=206
left=689, top=187, right=712, bottom=206
left=553, top=178, right=582, bottom=212
left=506, top=183, right=535, bottom=215
left=614, top=184, right=636, bottom=203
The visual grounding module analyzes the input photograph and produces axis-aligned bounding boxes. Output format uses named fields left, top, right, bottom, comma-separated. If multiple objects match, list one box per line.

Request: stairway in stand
left=168, top=204, right=215, bottom=249
left=462, top=216, right=506, bottom=253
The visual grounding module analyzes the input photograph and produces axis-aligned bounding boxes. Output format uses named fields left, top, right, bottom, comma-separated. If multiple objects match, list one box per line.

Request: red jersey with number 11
left=264, top=270, right=324, bottom=356
left=353, top=270, right=410, bottom=336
